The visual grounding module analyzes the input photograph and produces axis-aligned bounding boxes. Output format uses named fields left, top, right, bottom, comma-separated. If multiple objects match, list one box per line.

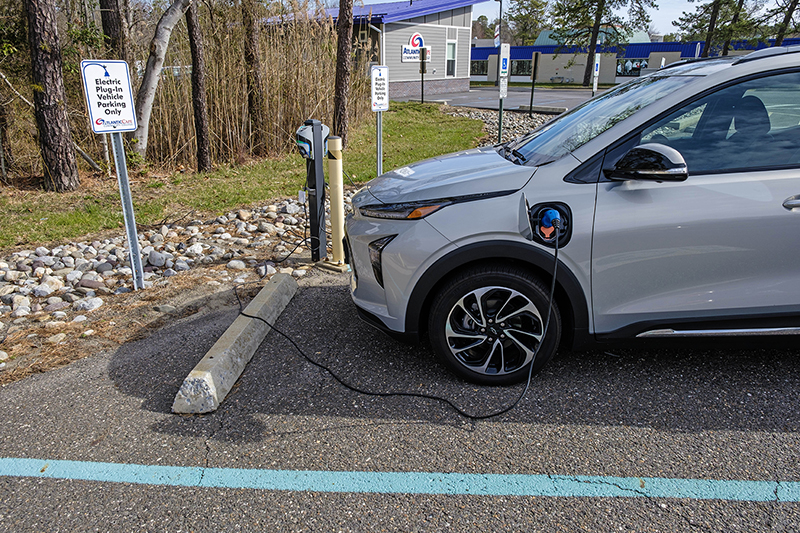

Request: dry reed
left=0, top=0, right=372, bottom=180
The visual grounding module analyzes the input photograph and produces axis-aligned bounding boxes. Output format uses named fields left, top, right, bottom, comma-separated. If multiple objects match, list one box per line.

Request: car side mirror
left=603, top=143, right=688, bottom=182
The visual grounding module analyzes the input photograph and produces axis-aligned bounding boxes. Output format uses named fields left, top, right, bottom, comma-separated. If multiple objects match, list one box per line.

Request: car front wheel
left=428, top=265, right=561, bottom=385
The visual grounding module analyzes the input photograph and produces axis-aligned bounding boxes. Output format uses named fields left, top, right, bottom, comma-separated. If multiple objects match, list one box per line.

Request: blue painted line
left=1, top=457, right=797, bottom=501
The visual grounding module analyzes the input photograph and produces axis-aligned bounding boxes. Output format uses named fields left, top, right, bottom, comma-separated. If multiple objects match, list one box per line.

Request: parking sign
left=371, top=66, right=389, bottom=112
left=80, top=60, right=137, bottom=134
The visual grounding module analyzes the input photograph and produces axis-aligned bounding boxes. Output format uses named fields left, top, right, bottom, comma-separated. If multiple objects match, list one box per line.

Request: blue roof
left=329, top=0, right=487, bottom=24
left=471, top=38, right=800, bottom=61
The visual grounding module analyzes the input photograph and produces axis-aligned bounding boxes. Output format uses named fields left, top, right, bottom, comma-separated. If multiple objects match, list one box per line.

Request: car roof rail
left=657, top=55, right=727, bottom=71
left=733, top=44, right=800, bottom=64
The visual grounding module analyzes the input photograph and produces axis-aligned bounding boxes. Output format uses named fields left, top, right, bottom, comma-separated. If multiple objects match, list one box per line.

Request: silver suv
left=345, top=46, right=800, bottom=385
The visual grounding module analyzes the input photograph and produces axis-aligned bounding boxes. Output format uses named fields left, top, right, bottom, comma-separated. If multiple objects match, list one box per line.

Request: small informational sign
left=499, top=77, right=508, bottom=99
left=81, top=60, right=137, bottom=133
left=499, top=44, right=510, bottom=78
left=371, top=65, right=389, bottom=112
left=592, top=53, right=601, bottom=94
left=79, top=59, right=143, bottom=290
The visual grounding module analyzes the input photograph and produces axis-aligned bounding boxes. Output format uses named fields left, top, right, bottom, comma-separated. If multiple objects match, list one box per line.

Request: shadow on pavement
left=108, top=276, right=800, bottom=443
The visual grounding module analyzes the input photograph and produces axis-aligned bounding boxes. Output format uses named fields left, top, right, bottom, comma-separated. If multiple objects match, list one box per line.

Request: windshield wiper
left=510, top=149, right=527, bottom=164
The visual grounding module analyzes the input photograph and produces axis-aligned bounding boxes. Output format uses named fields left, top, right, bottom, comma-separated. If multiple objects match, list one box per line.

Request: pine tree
left=23, top=0, right=80, bottom=191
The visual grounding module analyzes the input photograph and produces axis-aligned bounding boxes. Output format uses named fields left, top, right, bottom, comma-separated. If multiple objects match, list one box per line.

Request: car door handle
left=783, top=198, right=800, bottom=210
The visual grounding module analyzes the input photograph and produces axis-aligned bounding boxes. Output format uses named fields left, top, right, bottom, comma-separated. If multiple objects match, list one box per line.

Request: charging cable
left=236, top=212, right=561, bottom=420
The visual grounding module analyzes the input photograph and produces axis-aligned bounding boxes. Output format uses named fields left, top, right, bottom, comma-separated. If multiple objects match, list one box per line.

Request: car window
left=507, top=75, right=696, bottom=167
left=639, top=70, right=800, bottom=174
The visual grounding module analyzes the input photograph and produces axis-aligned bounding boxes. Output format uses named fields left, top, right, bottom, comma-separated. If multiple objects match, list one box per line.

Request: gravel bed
left=443, top=106, right=553, bottom=144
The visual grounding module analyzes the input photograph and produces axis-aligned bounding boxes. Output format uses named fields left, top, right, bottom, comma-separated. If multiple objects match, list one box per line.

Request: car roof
left=655, top=45, right=800, bottom=77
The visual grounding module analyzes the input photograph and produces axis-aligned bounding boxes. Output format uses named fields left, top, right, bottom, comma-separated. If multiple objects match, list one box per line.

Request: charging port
left=529, top=202, right=572, bottom=248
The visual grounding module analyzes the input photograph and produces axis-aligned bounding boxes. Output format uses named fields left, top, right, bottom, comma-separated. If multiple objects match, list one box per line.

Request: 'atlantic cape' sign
left=401, top=33, right=432, bottom=62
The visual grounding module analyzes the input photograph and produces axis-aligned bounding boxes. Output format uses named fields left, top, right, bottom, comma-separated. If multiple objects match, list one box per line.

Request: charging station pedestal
left=296, top=119, right=329, bottom=262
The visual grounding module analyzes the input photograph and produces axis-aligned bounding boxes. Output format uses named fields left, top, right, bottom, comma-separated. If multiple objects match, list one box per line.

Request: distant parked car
left=345, top=46, right=800, bottom=385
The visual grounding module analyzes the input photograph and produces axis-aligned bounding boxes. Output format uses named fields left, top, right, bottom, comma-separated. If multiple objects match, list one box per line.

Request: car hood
left=360, top=147, right=536, bottom=205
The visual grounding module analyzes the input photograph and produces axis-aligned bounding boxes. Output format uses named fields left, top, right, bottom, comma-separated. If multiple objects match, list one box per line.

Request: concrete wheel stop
left=172, top=273, right=298, bottom=414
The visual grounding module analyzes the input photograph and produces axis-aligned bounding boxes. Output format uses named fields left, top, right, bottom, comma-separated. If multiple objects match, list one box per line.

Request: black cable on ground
left=232, top=227, right=560, bottom=421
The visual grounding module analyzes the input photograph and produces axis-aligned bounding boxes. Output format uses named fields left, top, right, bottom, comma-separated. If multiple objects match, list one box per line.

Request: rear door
left=591, top=70, right=800, bottom=335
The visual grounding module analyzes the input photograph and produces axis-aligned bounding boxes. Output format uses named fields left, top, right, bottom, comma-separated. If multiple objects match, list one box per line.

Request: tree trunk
left=130, top=0, right=191, bottom=158
left=186, top=0, right=211, bottom=171
left=0, top=100, right=13, bottom=174
left=23, top=0, right=80, bottom=192
left=583, top=0, right=605, bottom=87
left=701, top=0, right=722, bottom=57
left=334, top=0, right=354, bottom=147
left=722, top=0, right=745, bottom=56
left=775, top=0, right=799, bottom=46
left=99, top=0, right=132, bottom=64
left=242, top=0, right=268, bottom=156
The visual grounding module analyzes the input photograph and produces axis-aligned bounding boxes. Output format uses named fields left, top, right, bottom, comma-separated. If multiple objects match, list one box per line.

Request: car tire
left=428, top=265, right=561, bottom=385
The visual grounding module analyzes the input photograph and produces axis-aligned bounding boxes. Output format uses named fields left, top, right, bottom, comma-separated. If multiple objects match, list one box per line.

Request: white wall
left=385, top=21, right=472, bottom=83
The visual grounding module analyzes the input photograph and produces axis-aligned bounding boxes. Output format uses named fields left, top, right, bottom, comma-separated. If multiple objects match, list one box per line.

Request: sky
left=357, top=0, right=698, bottom=36
left=469, top=0, right=696, bottom=35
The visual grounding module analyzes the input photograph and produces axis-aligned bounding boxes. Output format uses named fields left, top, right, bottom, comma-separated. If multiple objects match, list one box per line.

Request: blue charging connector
left=541, top=208, right=562, bottom=230
left=537, top=208, right=562, bottom=242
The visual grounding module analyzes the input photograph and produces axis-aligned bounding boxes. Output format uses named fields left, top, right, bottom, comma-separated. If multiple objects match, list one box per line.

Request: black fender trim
left=403, top=241, right=591, bottom=350
left=597, top=311, right=800, bottom=340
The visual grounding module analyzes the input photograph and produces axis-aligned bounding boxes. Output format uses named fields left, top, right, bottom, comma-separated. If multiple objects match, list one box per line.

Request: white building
left=330, top=0, right=486, bottom=97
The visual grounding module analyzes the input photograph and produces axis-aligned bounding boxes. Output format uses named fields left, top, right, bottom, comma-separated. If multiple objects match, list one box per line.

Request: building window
left=617, top=58, right=648, bottom=77
left=471, top=60, right=488, bottom=75
left=511, top=60, right=531, bottom=76
left=446, top=42, right=456, bottom=77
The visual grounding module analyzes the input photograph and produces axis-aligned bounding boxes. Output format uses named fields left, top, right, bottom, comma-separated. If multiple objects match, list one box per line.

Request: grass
left=0, top=102, right=486, bottom=252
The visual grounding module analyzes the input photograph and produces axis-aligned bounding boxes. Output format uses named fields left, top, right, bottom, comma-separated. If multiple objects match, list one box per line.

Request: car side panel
left=592, top=168, right=800, bottom=334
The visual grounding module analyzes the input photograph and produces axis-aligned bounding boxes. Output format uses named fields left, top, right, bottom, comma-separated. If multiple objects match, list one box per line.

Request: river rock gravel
left=443, top=106, right=552, bottom=144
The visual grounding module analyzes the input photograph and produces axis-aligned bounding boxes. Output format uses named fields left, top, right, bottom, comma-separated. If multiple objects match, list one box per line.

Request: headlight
left=358, top=201, right=450, bottom=220
left=356, top=190, right=517, bottom=220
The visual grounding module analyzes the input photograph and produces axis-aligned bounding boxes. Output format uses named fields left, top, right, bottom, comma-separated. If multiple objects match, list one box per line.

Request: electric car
left=344, top=45, right=800, bottom=385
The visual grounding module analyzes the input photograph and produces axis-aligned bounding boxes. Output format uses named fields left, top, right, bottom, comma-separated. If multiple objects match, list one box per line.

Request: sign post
left=498, top=43, right=510, bottom=143
left=371, top=65, right=388, bottom=176
left=80, top=60, right=144, bottom=290
left=528, top=51, right=539, bottom=118
left=419, top=47, right=428, bottom=104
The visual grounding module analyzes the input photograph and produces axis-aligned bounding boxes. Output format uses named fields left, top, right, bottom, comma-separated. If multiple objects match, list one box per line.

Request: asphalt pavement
left=395, top=86, right=604, bottom=111
left=1, top=270, right=800, bottom=530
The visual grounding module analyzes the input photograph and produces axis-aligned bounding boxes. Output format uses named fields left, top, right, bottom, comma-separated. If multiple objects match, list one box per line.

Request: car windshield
left=504, top=75, right=698, bottom=167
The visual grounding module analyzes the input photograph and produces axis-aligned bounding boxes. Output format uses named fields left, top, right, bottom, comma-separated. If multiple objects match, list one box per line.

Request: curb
left=172, top=273, right=299, bottom=414
left=517, top=105, right=568, bottom=115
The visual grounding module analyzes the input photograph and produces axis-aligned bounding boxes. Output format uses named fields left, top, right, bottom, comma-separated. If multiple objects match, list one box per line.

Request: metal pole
left=327, top=136, right=345, bottom=264
left=369, top=23, right=385, bottom=177
left=498, top=98, right=503, bottom=143
left=494, top=0, right=502, bottom=86
left=528, top=52, right=539, bottom=118
left=379, top=25, right=384, bottom=175
left=110, top=132, right=144, bottom=290
left=377, top=112, right=383, bottom=176
left=496, top=0, right=503, bottom=139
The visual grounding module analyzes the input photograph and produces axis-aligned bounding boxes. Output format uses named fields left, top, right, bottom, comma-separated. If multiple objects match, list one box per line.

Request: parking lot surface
left=395, top=86, right=603, bottom=111
left=1, top=270, right=800, bottom=530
